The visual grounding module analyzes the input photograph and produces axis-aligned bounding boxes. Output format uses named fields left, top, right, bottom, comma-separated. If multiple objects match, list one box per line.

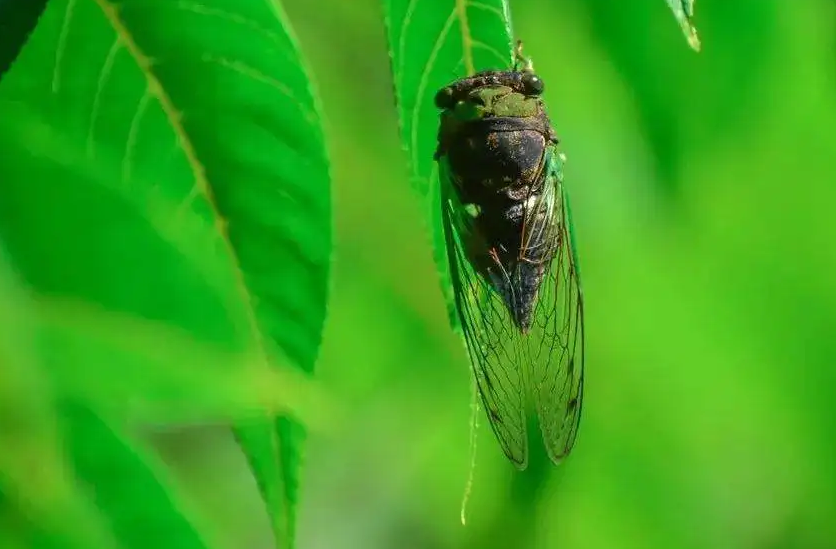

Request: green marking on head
left=451, top=86, right=541, bottom=121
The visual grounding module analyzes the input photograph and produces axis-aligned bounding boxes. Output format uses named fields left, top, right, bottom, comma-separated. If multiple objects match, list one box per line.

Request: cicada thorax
left=438, top=88, right=560, bottom=332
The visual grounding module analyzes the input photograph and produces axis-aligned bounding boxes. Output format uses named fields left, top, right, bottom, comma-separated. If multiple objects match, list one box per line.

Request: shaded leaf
left=0, top=0, right=333, bottom=545
left=0, top=0, right=49, bottom=82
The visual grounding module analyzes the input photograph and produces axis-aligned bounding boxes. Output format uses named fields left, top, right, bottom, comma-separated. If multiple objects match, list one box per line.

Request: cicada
left=434, top=42, right=584, bottom=469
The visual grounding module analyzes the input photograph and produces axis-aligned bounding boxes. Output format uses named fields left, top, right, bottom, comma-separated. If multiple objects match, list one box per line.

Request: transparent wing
left=439, top=162, right=529, bottom=469
left=522, top=150, right=585, bottom=463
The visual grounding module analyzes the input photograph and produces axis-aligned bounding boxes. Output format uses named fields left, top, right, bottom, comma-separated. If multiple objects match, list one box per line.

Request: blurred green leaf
left=665, top=0, right=700, bottom=50
left=0, top=0, right=332, bottom=546
left=573, top=0, right=773, bottom=195
left=0, top=0, right=49, bottom=81
left=35, top=298, right=333, bottom=431
left=61, top=403, right=217, bottom=549
left=0, top=246, right=118, bottom=549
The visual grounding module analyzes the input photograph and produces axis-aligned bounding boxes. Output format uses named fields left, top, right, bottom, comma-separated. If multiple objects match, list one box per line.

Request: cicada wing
left=439, top=160, right=529, bottom=469
left=520, top=149, right=585, bottom=464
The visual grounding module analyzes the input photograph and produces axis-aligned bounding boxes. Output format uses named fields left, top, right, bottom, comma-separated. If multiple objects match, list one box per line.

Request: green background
left=3, top=0, right=836, bottom=548
left=286, top=0, right=836, bottom=547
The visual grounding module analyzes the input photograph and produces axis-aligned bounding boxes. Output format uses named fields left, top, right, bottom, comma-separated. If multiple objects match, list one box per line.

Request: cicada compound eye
left=521, top=72, right=544, bottom=96
left=434, top=87, right=456, bottom=109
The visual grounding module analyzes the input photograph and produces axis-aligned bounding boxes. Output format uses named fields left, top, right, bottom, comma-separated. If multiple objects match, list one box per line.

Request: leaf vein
left=395, top=0, right=422, bottom=88
left=200, top=54, right=316, bottom=126
left=51, top=0, right=77, bottom=93
left=470, top=40, right=507, bottom=68
left=121, top=88, right=150, bottom=185
left=409, top=7, right=457, bottom=177
left=86, top=38, right=122, bottom=158
left=173, top=0, right=295, bottom=61
left=467, top=1, right=505, bottom=21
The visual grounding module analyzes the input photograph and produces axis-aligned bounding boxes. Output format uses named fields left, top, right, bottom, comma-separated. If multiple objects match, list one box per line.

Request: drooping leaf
left=383, top=0, right=514, bottom=331
left=665, top=0, right=700, bottom=51
left=0, top=0, right=50, bottom=82
left=0, top=0, right=333, bottom=545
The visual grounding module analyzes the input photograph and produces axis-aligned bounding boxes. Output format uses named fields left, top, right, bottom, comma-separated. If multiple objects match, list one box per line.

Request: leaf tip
left=667, top=0, right=701, bottom=52
left=682, top=22, right=701, bottom=52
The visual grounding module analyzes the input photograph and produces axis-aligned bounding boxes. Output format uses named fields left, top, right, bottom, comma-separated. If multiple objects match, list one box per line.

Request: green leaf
left=384, top=0, right=514, bottom=332
left=0, top=103, right=248, bottom=346
left=665, top=0, right=701, bottom=51
left=0, top=0, right=49, bottom=82
left=384, top=0, right=513, bottom=197
left=0, top=0, right=332, bottom=546
left=0, top=103, right=336, bottom=549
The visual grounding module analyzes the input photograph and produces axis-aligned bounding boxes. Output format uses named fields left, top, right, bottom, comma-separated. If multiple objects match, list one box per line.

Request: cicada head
left=434, top=70, right=546, bottom=121
left=434, top=70, right=557, bottom=198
